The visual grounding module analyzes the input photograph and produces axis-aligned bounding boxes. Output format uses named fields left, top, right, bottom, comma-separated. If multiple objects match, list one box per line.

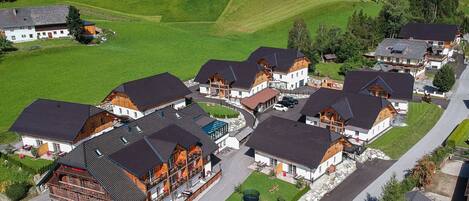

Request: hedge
left=0, top=153, right=55, bottom=175
left=291, top=185, right=310, bottom=201
left=5, top=182, right=30, bottom=201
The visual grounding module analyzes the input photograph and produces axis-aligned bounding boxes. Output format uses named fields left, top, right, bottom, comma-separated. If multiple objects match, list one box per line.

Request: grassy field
left=447, top=119, right=469, bottom=148
left=226, top=171, right=306, bottom=201
left=198, top=102, right=239, bottom=118
left=8, top=155, right=53, bottom=173
left=0, top=1, right=381, bottom=139
left=369, top=102, right=444, bottom=159
left=0, top=0, right=230, bottom=22
left=0, top=164, right=31, bottom=188
left=315, top=62, right=343, bottom=80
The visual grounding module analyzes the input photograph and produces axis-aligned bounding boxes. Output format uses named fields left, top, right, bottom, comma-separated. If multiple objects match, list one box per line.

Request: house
left=247, top=47, right=310, bottom=90
left=374, top=38, right=429, bottom=78
left=301, top=88, right=397, bottom=143
left=246, top=116, right=343, bottom=181
left=399, top=23, right=460, bottom=69
left=102, top=72, right=191, bottom=119
left=178, top=103, right=230, bottom=152
left=343, top=71, right=414, bottom=114
left=240, top=88, right=280, bottom=113
left=42, top=106, right=220, bottom=201
left=9, top=99, right=118, bottom=155
left=194, top=60, right=270, bottom=101
left=0, top=5, right=70, bottom=43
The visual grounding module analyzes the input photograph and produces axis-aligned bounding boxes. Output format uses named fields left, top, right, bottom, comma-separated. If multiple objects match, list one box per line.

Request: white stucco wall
left=254, top=150, right=343, bottom=181
left=22, top=135, right=74, bottom=153
left=4, top=26, right=36, bottom=42
left=36, top=28, right=69, bottom=40
left=110, top=98, right=186, bottom=119
left=391, top=100, right=408, bottom=114
left=225, top=136, right=240, bottom=149
left=272, top=68, right=308, bottom=90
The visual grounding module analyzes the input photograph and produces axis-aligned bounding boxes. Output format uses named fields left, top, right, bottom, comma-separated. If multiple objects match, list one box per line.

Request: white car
left=273, top=104, right=288, bottom=112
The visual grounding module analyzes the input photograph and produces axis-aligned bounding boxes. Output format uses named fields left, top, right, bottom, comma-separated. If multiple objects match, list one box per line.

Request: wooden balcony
left=319, top=119, right=344, bottom=133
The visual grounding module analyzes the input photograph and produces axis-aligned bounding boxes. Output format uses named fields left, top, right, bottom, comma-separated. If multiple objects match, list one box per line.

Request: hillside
left=0, top=1, right=381, bottom=137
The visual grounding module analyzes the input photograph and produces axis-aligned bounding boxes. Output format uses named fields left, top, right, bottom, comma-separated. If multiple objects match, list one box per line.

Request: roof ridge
left=228, top=65, right=237, bottom=81
left=143, top=136, right=165, bottom=162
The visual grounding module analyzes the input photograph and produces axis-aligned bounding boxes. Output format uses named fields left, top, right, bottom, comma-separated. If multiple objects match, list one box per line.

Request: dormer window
left=120, top=137, right=128, bottom=144
left=175, top=113, right=182, bottom=119
left=95, top=149, right=103, bottom=157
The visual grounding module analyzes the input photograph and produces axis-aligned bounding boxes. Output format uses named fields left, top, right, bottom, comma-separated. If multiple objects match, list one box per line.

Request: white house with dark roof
left=343, top=71, right=414, bottom=114
left=102, top=72, right=191, bottom=119
left=301, top=88, right=397, bottom=144
left=246, top=116, right=344, bottom=182
left=247, top=47, right=310, bottom=90
left=0, top=5, right=70, bottom=43
left=9, top=99, right=118, bottom=155
left=399, top=23, right=460, bottom=69
left=374, top=38, right=429, bottom=78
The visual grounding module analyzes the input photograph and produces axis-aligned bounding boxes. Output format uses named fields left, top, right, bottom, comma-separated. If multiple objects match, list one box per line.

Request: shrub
left=277, top=196, right=286, bottom=201
left=235, top=184, right=243, bottom=194
left=30, top=147, right=38, bottom=158
left=295, top=177, right=306, bottom=189
left=5, top=182, right=30, bottom=201
left=291, top=185, right=310, bottom=201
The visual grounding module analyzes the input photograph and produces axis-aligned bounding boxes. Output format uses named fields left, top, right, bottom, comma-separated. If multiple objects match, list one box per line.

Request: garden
left=369, top=102, right=444, bottom=159
left=226, top=171, right=309, bottom=201
left=198, top=102, right=240, bottom=118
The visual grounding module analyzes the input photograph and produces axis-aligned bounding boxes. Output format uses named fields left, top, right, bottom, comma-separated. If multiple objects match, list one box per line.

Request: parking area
left=256, top=98, right=307, bottom=123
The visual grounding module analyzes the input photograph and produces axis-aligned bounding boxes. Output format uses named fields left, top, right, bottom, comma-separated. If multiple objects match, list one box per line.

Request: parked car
left=278, top=100, right=294, bottom=108
left=282, top=96, right=298, bottom=105
left=273, top=104, right=288, bottom=112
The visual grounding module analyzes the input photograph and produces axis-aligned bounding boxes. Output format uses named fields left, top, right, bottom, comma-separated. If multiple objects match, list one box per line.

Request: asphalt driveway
left=257, top=98, right=307, bottom=123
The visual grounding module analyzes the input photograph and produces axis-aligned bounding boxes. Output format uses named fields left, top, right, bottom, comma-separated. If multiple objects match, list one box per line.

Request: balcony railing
left=144, top=174, right=168, bottom=187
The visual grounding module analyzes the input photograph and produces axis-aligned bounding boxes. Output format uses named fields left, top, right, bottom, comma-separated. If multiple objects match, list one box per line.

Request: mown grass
left=7, top=155, right=53, bottom=173
left=198, top=102, right=239, bottom=118
left=0, top=164, right=31, bottom=188
left=447, top=119, right=469, bottom=148
left=0, top=132, right=19, bottom=145
left=315, top=62, right=343, bottom=80
left=369, top=102, right=444, bottom=159
left=226, top=171, right=304, bottom=201
left=0, top=1, right=380, bottom=139
left=0, top=0, right=230, bottom=22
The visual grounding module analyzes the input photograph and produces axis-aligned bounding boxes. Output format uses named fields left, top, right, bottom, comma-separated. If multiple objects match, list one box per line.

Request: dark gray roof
left=0, top=5, right=68, bottom=28
left=194, top=60, right=264, bottom=90
left=246, top=116, right=336, bottom=169
left=300, top=88, right=392, bottom=129
left=375, top=38, right=428, bottom=60
left=56, top=106, right=217, bottom=201
left=247, top=46, right=307, bottom=72
left=343, top=71, right=414, bottom=100
left=178, top=103, right=216, bottom=127
left=399, top=23, right=459, bottom=42
left=9, top=99, right=108, bottom=143
left=405, top=191, right=431, bottom=201
left=112, top=72, right=191, bottom=111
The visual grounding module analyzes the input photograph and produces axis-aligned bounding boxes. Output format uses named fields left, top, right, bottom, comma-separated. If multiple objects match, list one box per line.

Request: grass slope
left=226, top=171, right=304, bottom=201
left=315, top=63, right=343, bottom=80
left=369, top=102, right=443, bottom=159
left=0, top=1, right=380, bottom=137
left=0, top=0, right=229, bottom=22
left=447, top=119, right=469, bottom=148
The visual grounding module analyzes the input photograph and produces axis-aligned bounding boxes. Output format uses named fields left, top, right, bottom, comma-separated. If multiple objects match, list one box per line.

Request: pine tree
left=288, top=19, right=318, bottom=67
left=433, top=64, right=456, bottom=92
left=461, top=16, right=469, bottom=34
left=375, top=0, right=408, bottom=38
left=66, top=6, right=84, bottom=42
left=381, top=175, right=405, bottom=201
left=0, top=36, right=13, bottom=51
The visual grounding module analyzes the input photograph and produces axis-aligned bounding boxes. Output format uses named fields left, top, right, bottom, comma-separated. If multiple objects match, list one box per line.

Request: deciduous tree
left=313, top=24, right=342, bottom=61
left=375, top=0, right=408, bottom=38
left=412, top=156, right=436, bottom=187
left=288, top=19, right=318, bottom=67
left=433, top=64, right=456, bottom=92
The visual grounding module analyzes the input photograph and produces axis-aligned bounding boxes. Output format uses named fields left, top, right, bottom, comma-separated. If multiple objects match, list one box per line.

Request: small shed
left=82, top=20, right=97, bottom=36
left=323, top=54, right=337, bottom=62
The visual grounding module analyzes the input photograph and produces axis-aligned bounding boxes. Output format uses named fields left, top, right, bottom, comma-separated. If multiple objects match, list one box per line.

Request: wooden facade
left=73, top=112, right=116, bottom=143
left=288, top=58, right=310, bottom=73
left=320, top=141, right=343, bottom=163
left=319, top=108, right=345, bottom=133
left=367, top=85, right=391, bottom=99
left=106, top=92, right=139, bottom=110
left=208, top=74, right=230, bottom=98
left=373, top=105, right=396, bottom=126
left=48, top=165, right=113, bottom=201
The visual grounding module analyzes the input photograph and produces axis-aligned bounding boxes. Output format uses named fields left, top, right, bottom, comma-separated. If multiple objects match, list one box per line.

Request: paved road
left=198, top=145, right=254, bottom=201
left=354, top=67, right=469, bottom=200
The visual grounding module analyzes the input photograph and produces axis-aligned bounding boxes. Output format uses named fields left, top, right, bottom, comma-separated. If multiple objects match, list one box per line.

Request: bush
left=277, top=196, right=286, bottom=201
left=291, top=185, right=310, bottom=201
left=295, top=177, right=306, bottom=189
left=30, top=147, right=38, bottom=158
left=5, top=182, right=30, bottom=201
left=235, top=184, right=244, bottom=194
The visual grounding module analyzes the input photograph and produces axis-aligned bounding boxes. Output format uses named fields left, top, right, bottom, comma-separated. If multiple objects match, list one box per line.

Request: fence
left=185, top=170, right=222, bottom=201
left=413, top=89, right=446, bottom=98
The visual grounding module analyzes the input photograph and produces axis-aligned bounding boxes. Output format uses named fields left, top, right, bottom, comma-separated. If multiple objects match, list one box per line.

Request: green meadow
left=0, top=0, right=381, bottom=140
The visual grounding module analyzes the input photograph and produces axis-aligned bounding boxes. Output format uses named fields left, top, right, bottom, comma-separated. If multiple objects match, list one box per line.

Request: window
left=53, top=143, right=61, bottom=152
left=291, top=74, right=293, bottom=79
left=126, top=110, right=129, bottom=115
left=95, top=149, right=103, bottom=157
left=11, top=36, right=15, bottom=40
left=120, top=137, right=128, bottom=144
left=119, top=108, right=122, bottom=114
left=387, top=57, right=391, bottom=62
left=318, top=165, right=321, bottom=172
left=21, top=34, right=26, bottom=38
left=53, top=31, right=57, bottom=35
left=380, top=56, right=384, bottom=61
left=395, top=102, right=399, bottom=107
left=355, top=131, right=359, bottom=136
left=29, top=34, right=33, bottom=38
left=396, top=58, right=400, bottom=63
left=28, top=26, right=32, bottom=30
left=406, top=59, right=410, bottom=64
left=36, top=140, right=43, bottom=146
left=296, top=72, right=299, bottom=77
left=279, top=75, right=282, bottom=79
left=60, top=30, right=64, bottom=34
left=238, top=91, right=242, bottom=96
left=42, top=32, right=46, bottom=36
left=134, top=112, right=138, bottom=118
left=438, top=41, right=444, bottom=46
left=428, top=41, right=433, bottom=45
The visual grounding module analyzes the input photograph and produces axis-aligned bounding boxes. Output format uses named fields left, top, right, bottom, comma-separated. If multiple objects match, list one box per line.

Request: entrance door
left=299, top=80, right=304, bottom=86
left=52, top=143, right=61, bottom=153
left=47, top=32, right=52, bottom=38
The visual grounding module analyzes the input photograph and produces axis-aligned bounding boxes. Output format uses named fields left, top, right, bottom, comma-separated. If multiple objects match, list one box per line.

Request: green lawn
left=198, top=102, right=239, bottom=118
left=8, top=155, right=54, bottom=173
left=0, top=132, right=19, bottom=145
left=0, top=0, right=230, bottom=22
left=226, top=171, right=306, bottom=201
left=0, top=1, right=381, bottom=139
left=0, top=164, right=31, bottom=187
left=369, top=102, right=444, bottom=159
left=315, top=62, right=343, bottom=80
left=447, top=119, right=469, bottom=148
